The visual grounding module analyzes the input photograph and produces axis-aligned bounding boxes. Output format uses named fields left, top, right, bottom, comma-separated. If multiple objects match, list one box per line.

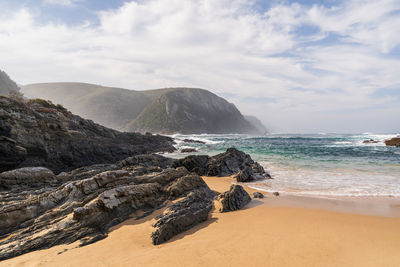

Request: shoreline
left=203, top=176, right=400, bottom=218
left=3, top=175, right=400, bottom=266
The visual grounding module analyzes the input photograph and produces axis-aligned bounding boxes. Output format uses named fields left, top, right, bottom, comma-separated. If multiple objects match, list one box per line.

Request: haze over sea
left=169, top=133, right=400, bottom=198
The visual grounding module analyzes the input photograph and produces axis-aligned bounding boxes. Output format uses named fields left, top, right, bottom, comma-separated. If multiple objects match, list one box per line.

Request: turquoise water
left=169, top=133, right=400, bottom=197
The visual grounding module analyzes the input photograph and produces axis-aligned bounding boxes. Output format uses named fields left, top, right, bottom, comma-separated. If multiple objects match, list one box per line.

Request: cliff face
left=125, top=88, right=259, bottom=134
left=244, top=115, right=267, bottom=135
left=0, top=70, right=20, bottom=96
left=22, top=83, right=265, bottom=134
left=0, top=96, right=174, bottom=173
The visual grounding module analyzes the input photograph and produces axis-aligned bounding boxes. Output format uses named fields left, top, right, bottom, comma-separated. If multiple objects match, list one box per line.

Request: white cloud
left=43, top=0, right=84, bottom=7
left=0, top=0, right=399, bottom=133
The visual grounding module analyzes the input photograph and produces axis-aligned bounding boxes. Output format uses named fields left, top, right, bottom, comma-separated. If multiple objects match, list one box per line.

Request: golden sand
left=2, top=176, right=400, bottom=267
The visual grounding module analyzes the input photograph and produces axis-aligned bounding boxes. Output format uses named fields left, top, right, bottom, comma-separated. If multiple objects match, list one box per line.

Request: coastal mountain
left=22, top=83, right=152, bottom=130
left=124, top=88, right=259, bottom=134
left=244, top=115, right=267, bottom=135
left=0, top=70, right=20, bottom=96
left=22, top=83, right=265, bottom=134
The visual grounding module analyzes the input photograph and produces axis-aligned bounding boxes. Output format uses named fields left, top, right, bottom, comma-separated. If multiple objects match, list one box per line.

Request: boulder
left=173, top=148, right=269, bottom=180
left=218, top=185, right=251, bottom=212
left=385, top=137, right=400, bottom=147
left=207, top=148, right=252, bottom=176
left=0, top=167, right=55, bottom=189
left=253, top=192, right=264, bottom=198
left=363, top=139, right=379, bottom=144
left=152, top=190, right=213, bottom=245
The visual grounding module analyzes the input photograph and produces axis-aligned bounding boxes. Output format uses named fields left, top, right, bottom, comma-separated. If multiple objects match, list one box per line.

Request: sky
left=0, top=0, right=399, bottom=133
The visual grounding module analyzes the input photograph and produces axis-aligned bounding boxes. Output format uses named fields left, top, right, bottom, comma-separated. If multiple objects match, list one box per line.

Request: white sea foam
left=254, top=161, right=400, bottom=197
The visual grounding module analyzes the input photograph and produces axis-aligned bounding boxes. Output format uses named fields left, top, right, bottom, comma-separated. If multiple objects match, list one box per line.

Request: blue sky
left=0, top=0, right=399, bottom=133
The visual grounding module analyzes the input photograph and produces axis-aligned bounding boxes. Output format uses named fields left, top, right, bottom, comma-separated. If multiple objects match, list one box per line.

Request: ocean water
left=168, top=133, right=400, bottom=197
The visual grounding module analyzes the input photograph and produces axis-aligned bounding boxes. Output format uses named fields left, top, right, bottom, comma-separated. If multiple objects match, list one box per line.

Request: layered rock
left=0, top=148, right=268, bottom=260
left=0, top=167, right=55, bottom=190
left=172, top=148, right=270, bottom=181
left=0, top=96, right=175, bottom=173
left=218, top=185, right=251, bottom=212
left=152, top=189, right=214, bottom=245
left=0, top=157, right=215, bottom=260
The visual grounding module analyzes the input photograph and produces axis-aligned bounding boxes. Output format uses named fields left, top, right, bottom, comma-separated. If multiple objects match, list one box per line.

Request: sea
left=167, top=133, right=400, bottom=198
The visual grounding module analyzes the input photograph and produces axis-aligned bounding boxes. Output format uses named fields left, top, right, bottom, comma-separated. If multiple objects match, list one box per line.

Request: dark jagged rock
left=152, top=189, right=214, bottom=245
left=0, top=96, right=175, bottom=173
left=180, top=148, right=198, bottom=153
left=207, top=148, right=253, bottom=176
left=173, top=148, right=269, bottom=180
left=0, top=167, right=55, bottom=190
left=218, top=185, right=251, bottom=212
left=172, top=155, right=210, bottom=175
left=0, top=136, right=27, bottom=172
left=253, top=192, right=264, bottom=199
left=235, top=166, right=255, bottom=182
left=385, top=137, right=400, bottom=147
left=166, top=173, right=209, bottom=198
left=363, top=139, right=379, bottom=144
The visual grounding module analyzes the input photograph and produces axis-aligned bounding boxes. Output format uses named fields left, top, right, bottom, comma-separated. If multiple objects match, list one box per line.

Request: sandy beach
left=2, top=176, right=400, bottom=267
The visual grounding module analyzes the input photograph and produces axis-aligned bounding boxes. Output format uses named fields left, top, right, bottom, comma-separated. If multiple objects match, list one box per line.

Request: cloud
left=0, top=0, right=399, bottom=133
left=43, top=0, right=85, bottom=7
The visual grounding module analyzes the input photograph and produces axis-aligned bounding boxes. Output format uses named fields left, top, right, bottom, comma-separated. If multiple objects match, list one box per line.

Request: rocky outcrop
left=0, top=155, right=217, bottom=260
left=218, top=185, right=251, bottom=212
left=363, top=139, right=379, bottom=144
left=173, top=148, right=270, bottom=181
left=0, top=146, right=268, bottom=260
left=385, top=137, right=400, bottom=147
left=0, top=96, right=175, bottom=173
left=0, top=136, right=27, bottom=172
left=0, top=167, right=55, bottom=190
left=152, top=189, right=214, bottom=245
left=253, top=192, right=264, bottom=198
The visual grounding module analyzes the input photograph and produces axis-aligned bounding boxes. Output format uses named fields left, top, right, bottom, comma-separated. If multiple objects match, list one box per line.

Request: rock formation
left=385, top=137, right=400, bottom=147
left=0, top=96, right=175, bottom=173
left=253, top=192, right=264, bottom=198
left=218, top=185, right=251, bottom=212
left=172, top=148, right=270, bottom=181
left=0, top=155, right=212, bottom=260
